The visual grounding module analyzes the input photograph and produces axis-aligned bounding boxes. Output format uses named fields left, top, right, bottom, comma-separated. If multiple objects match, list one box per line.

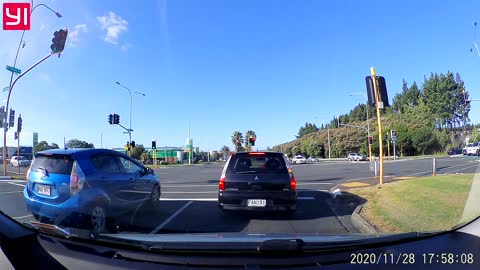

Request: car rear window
left=226, top=153, right=288, bottom=175
left=31, top=154, right=74, bottom=175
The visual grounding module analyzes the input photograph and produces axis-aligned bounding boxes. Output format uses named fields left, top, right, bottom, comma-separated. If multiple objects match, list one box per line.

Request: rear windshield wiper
left=236, top=171, right=257, bottom=174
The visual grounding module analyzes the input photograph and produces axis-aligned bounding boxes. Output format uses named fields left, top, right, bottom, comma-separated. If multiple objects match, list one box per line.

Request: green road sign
left=2, top=86, right=9, bottom=92
left=6, top=65, right=21, bottom=74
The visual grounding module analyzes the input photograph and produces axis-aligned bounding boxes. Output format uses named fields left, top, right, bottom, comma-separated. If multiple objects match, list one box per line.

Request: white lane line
left=7, top=182, right=26, bottom=187
left=297, top=182, right=333, bottom=185
left=0, top=190, right=23, bottom=194
left=405, top=162, right=477, bottom=177
left=150, top=201, right=193, bottom=234
left=162, top=191, right=217, bottom=194
left=445, top=164, right=480, bottom=174
left=163, top=184, right=217, bottom=188
left=161, top=198, right=217, bottom=201
left=13, top=214, right=33, bottom=219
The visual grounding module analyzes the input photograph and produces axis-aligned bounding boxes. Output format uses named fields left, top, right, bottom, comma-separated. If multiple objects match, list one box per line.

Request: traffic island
left=344, top=174, right=477, bottom=233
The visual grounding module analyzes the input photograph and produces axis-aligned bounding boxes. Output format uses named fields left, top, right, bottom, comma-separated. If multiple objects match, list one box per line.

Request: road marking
left=445, top=164, right=480, bottom=174
left=163, top=184, right=217, bottom=188
left=297, top=182, right=333, bottom=185
left=150, top=201, right=193, bottom=234
left=161, top=198, right=218, bottom=201
left=7, top=182, right=26, bottom=187
left=161, top=191, right=217, bottom=194
left=13, top=214, right=32, bottom=219
left=0, top=190, right=23, bottom=194
left=199, top=170, right=213, bottom=173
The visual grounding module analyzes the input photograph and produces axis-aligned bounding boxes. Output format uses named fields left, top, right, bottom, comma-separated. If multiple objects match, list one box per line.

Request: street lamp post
left=115, top=82, right=146, bottom=156
left=3, top=1, right=62, bottom=176
left=349, top=92, right=372, bottom=161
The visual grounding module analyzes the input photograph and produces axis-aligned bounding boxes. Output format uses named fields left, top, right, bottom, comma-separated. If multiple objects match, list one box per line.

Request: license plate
left=247, top=199, right=266, bottom=207
left=38, top=184, right=51, bottom=196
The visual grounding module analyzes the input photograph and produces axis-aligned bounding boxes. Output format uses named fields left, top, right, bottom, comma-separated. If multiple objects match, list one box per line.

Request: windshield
left=1, top=0, right=480, bottom=251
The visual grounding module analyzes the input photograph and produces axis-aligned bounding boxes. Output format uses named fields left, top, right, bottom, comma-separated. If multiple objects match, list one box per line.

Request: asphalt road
left=0, top=155, right=479, bottom=235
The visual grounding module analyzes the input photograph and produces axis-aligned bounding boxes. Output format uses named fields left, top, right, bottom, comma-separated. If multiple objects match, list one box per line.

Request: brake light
left=290, top=177, right=296, bottom=191
left=70, top=161, right=87, bottom=196
left=249, top=152, right=266, bottom=156
left=219, top=176, right=225, bottom=191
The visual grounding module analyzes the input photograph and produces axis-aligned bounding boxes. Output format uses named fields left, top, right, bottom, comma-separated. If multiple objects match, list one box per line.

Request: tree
left=244, top=130, right=256, bottom=151
left=66, top=139, right=94, bottom=149
left=131, top=144, right=146, bottom=160
left=297, top=122, right=319, bottom=138
left=412, top=127, right=435, bottom=155
left=33, top=141, right=59, bottom=154
left=471, top=129, right=480, bottom=143
left=231, top=131, right=244, bottom=152
left=140, top=151, right=151, bottom=164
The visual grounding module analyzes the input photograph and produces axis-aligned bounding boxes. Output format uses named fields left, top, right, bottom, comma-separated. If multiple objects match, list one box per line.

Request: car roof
left=37, top=148, right=124, bottom=158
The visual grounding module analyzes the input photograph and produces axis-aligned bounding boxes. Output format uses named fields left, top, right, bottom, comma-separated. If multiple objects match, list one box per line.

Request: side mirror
left=145, top=167, right=154, bottom=175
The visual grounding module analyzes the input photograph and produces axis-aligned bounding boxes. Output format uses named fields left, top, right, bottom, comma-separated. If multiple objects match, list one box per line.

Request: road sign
left=2, top=86, right=9, bottom=92
left=6, top=65, right=21, bottom=74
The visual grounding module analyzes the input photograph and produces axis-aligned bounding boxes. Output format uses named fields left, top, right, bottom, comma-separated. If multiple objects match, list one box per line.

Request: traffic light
left=365, top=76, right=390, bottom=108
left=108, top=114, right=113, bottom=125
left=0, top=106, right=4, bottom=128
left=248, top=137, right=256, bottom=147
left=368, top=136, right=373, bottom=144
left=391, top=130, right=397, bottom=138
left=131, top=141, right=136, bottom=148
left=9, top=109, right=15, bottom=128
left=113, top=114, right=120, bottom=125
left=14, top=132, right=18, bottom=140
left=152, top=141, right=156, bottom=149
left=50, top=29, right=68, bottom=54
left=17, top=115, right=22, bottom=133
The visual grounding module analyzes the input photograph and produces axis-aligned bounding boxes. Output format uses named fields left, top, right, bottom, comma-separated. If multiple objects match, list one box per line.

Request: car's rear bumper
left=218, top=190, right=297, bottom=211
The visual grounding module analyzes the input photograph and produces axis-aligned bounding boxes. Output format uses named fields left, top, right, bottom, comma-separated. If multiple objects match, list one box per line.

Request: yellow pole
left=387, top=133, right=390, bottom=160
left=371, top=67, right=384, bottom=185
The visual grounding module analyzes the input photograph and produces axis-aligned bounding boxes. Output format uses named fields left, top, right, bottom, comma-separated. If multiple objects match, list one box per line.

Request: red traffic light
left=368, top=136, right=373, bottom=144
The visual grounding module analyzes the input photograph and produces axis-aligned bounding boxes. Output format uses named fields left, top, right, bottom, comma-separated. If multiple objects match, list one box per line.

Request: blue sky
left=1, top=0, right=480, bottom=151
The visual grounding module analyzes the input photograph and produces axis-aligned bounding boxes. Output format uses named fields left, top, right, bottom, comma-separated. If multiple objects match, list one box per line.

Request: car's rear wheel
left=88, top=204, right=115, bottom=234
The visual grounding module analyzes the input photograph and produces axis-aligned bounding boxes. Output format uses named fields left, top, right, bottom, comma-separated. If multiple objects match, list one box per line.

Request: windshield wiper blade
left=24, top=221, right=71, bottom=238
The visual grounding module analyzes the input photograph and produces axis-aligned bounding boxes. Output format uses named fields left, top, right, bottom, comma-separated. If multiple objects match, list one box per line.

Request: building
left=148, top=147, right=185, bottom=164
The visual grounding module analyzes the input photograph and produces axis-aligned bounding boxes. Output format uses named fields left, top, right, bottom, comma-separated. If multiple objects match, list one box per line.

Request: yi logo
left=3, top=3, right=30, bottom=30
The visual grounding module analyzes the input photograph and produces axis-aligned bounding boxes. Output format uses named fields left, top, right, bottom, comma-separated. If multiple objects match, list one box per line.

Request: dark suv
left=218, top=152, right=297, bottom=212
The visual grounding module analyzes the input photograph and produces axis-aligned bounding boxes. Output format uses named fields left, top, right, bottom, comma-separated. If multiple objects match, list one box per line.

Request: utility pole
left=327, top=127, right=331, bottom=159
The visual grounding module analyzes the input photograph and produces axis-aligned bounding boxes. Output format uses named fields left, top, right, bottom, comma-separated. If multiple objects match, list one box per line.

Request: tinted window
left=31, top=155, right=74, bottom=175
left=226, top=154, right=288, bottom=175
left=91, top=154, right=122, bottom=173
left=118, top=156, right=143, bottom=174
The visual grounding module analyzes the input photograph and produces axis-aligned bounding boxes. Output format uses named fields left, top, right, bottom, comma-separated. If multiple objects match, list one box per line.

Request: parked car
left=291, top=155, right=307, bottom=164
left=23, top=148, right=161, bottom=234
left=347, top=153, right=367, bottom=161
left=218, top=152, right=297, bottom=212
left=448, top=147, right=463, bottom=156
left=10, top=156, right=30, bottom=167
left=307, top=156, right=319, bottom=162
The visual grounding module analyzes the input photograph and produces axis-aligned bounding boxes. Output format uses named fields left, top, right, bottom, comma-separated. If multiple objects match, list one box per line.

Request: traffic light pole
left=3, top=52, right=53, bottom=176
left=371, top=67, right=384, bottom=185
left=17, top=133, right=20, bottom=175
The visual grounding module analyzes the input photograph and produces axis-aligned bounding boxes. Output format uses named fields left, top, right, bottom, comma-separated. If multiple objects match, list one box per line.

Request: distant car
left=347, top=153, right=367, bottom=161
left=463, top=143, right=480, bottom=156
left=307, top=156, right=319, bottom=162
left=10, top=156, right=30, bottom=167
left=218, top=152, right=297, bottom=212
left=447, top=147, right=463, bottom=156
left=291, top=155, right=307, bottom=164
left=23, top=148, right=161, bottom=234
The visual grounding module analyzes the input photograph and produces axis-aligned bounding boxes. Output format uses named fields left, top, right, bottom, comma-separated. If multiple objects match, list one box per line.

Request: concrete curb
left=325, top=198, right=357, bottom=233
left=351, top=204, right=381, bottom=233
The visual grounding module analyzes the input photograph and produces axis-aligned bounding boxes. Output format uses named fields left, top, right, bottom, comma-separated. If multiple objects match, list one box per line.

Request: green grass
left=349, top=174, right=475, bottom=232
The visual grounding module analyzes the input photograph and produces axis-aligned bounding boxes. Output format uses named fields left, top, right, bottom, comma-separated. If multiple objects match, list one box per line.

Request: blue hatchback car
left=23, top=148, right=161, bottom=233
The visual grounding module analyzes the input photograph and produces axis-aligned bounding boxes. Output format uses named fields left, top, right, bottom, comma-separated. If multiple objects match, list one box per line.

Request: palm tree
left=231, top=131, right=244, bottom=152
left=244, top=130, right=256, bottom=151
left=221, top=145, right=231, bottom=160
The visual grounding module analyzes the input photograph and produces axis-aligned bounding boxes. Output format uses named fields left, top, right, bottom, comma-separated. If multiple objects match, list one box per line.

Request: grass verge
left=348, top=174, right=475, bottom=232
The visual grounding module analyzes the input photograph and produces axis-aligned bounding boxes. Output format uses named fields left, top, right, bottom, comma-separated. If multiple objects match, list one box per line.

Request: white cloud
left=97, top=12, right=128, bottom=45
left=68, top=24, right=88, bottom=47
left=120, top=43, right=131, bottom=51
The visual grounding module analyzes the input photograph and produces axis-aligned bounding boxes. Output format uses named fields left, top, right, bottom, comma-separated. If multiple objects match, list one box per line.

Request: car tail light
left=290, top=177, right=296, bottom=190
left=219, top=176, right=225, bottom=191
left=70, top=161, right=87, bottom=196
